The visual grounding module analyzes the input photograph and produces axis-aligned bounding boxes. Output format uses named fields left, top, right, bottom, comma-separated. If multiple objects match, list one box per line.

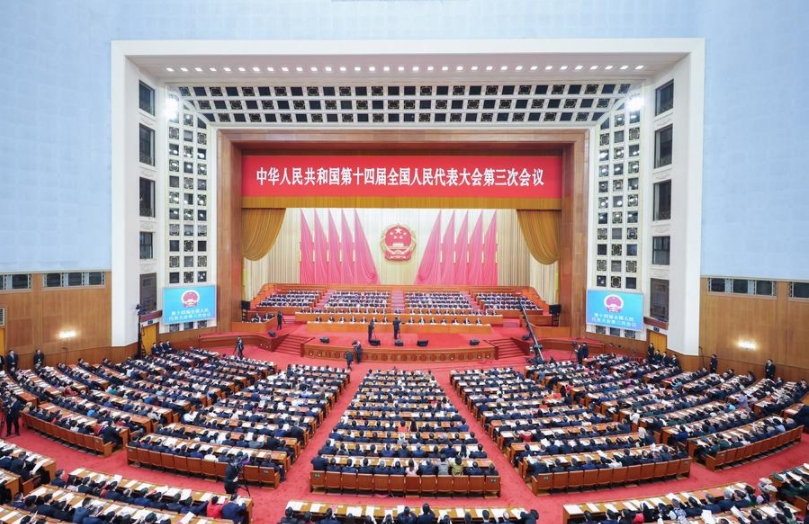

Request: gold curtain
left=516, top=210, right=561, bottom=265
left=242, top=208, right=286, bottom=261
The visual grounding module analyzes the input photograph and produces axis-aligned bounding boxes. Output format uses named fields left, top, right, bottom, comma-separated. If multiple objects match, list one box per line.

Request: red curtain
left=313, top=212, right=330, bottom=283
left=299, top=211, right=315, bottom=284
left=414, top=212, right=442, bottom=285
left=453, top=212, right=469, bottom=285
left=466, top=212, right=484, bottom=285
left=340, top=210, right=356, bottom=283
left=440, top=211, right=456, bottom=285
left=483, top=212, right=498, bottom=285
left=354, top=210, right=380, bottom=284
left=327, top=211, right=342, bottom=283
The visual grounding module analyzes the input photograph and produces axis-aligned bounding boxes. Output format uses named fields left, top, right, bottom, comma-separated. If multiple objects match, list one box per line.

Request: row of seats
left=311, top=471, right=500, bottom=497
left=702, top=427, right=804, bottom=470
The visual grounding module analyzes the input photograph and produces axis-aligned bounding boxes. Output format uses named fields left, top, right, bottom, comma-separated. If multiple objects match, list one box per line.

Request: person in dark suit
left=647, top=343, right=655, bottom=362
left=393, top=317, right=401, bottom=340
left=416, top=504, right=436, bottom=524
left=4, top=399, right=21, bottom=437
left=234, top=337, right=244, bottom=359
left=345, top=351, right=354, bottom=370
left=353, top=341, right=362, bottom=365
left=33, top=349, right=45, bottom=370
left=368, top=319, right=375, bottom=343
left=710, top=354, right=718, bottom=373
left=276, top=310, right=284, bottom=330
left=764, top=359, right=776, bottom=379
left=5, top=350, right=18, bottom=374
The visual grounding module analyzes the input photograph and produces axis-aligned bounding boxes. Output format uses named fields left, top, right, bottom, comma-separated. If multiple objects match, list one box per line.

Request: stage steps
left=314, top=290, right=333, bottom=309
left=486, top=337, right=528, bottom=359
left=274, top=334, right=312, bottom=357
left=390, top=290, right=405, bottom=310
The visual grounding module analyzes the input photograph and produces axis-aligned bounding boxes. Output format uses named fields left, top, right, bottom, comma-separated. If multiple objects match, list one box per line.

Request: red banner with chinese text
left=242, top=155, right=562, bottom=199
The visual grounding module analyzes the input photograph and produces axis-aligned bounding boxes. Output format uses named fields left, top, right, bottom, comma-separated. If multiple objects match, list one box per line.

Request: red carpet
left=12, top=328, right=808, bottom=524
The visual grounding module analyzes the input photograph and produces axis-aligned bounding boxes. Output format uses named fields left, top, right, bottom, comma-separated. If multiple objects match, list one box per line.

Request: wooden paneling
left=217, top=132, right=244, bottom=325
left=0, top=273, right=111, bottom=368
left=699, top=279, right=809, bottom=381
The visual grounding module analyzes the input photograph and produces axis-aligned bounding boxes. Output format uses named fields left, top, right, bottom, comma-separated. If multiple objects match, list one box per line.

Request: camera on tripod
left=224, top=452, right=249, bottom=496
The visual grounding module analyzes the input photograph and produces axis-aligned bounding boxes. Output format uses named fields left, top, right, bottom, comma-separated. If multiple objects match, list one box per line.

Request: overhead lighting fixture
left=354, top=66, right=362, bottom=72
left=398, top=66, right=405, bottom=72
left=441, top=66, right=449, bottom=71
left=635, top=65, right=645, bottom=70
left=383, top=66, right=390, bottom=72
left=238, top=67, right=246, bottom=72
left=266, top=67, right=273, bottom=72
left=310, top=66, right=318, bottom=72
left=456, top=66, right=464, bottom=71
left=280, top=66, right=289, bottom=72
left=560, top=65, right=568, bottom=70
left=253, top=67, right=261, bottom=72
left=179, top=67, right=188, bottom=72
left=209, top=67, right=217, bottom=72
left=485, top=65, right=493, bottom=71
left=427, top=66, right=434, bottom=71
left=604, top=65, right=613, bottom=70
left=295, top=66, right=303, bottom=72
left=223, top=67, right=231, bottom=72
left=413, top=66, right=420, bottom=72
left=620, top=65, right=629, bottom=70
left=368, top=66, right=376, bottom=72
left=627, top=95, right=644, bottom=111
left=471, top=65, right=478, bottom=71
left=530, top=65, right=538, bottom=71
left=165, top=67, right=174, bottom=72
left=324, top=66, right=332, bottom=72
left=500, top=65, right=508, bottom=71
left=575, top=65, right=583, bottom=71
left=590, top=65, right=599, bottom=70
left=194, top=67, right=203, bottom=72
left=545, top=65, right=553, bottom=71
left=339, top=66, right=347, bottom=72
left=515, top=65, right=523, bottom=71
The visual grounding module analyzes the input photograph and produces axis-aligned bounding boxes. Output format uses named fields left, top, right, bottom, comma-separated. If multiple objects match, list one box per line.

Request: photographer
left=223, top=453, right=247, bottom=495
left=3, top=398, right=21, bottom=438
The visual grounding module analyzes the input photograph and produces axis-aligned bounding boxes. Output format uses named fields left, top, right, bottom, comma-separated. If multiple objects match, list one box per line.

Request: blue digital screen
left=163, top=285, right=216, bottom=324
left=586, top=289, right=644, bottom=331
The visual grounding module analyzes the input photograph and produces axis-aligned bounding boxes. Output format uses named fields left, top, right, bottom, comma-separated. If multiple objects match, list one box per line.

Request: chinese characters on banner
left=241, top=155, right=563, bottom=199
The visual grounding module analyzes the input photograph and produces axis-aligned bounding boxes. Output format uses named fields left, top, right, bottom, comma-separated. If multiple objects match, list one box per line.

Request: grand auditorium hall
left=1, top=2, right=809, bottom=524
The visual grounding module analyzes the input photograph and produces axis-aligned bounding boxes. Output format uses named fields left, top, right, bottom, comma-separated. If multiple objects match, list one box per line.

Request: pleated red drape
left=466, top=212, right=484, bottom=285
left=483, top=212, right=498, bottom=285
left=299, top=211, right=315, bottom=284
left=453, top=212, right=469, bottom=285
left=313, top=212, right=330, bottom=283
left=354, top=210, right=380, bottom=284
left=340, top=210, right=355, bottom=283
left=414, top=212, right=442, bottom=285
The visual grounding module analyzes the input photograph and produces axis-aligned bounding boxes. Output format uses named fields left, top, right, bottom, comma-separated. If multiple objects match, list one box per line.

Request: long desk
left=286, top=501, right=526, bottom=522
left=0, top=438, right=57, bottom=493
left=296, top=313, right=503, bottom=326
left=304, top=321, right=493, bottom=334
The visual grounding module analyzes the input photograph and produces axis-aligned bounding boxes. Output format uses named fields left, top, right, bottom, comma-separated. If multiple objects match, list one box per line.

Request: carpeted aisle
left=11, top=339, right=809, bottom=524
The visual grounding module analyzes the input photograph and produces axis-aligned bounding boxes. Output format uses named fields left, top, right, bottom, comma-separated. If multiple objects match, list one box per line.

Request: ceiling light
left=500, top=66, right=508, bottom=71
left=324, top=66, right=332, bottom=72
left=738, top=339, right=757, bottom=350
left=209, top=67, right=216, bottom=72
left=238, top=67, right=246, bottom=72
left=368, top=66, right=375, bottom=72
left=575, top=65, right=583, bottom=70
left=310, top=66, right=318, bottom=72
left=223, top=67, right=231, bottom=72
left=413, top=66, right=419, bottom=72
left=398, top=66, right=405, bottom=72
left=635, top=65, right=644, bottom=70
left=427, top=66, right=434, bottom=71
left=620, top=65, right=629, bottom=70
left=604, top=65, right=613, bottom=70
left=560, top=65, right=568, bottom=70
left=383, top=66, right=390, bottom=72
left=194, top=67, right=203, bottom=72
left=515, top=65, right=523, bottom=71
left=530, top=65, right=538, bottom=71
left=545, top=65, right=553, bottom=71
left=354, top=66, right=361, bottom=72
left=590, top=65, right=599, bottom=70
left=179, top=67, right=188, bottom=72
left=58, top=330, right=76, bottom=340
left=456, top=66, right=464, bottom=71
left=471, top=65, right=478, bottom=71
left=627, top=95, right=644, bottom=111
left=280, top=66, right=289, bottom=72
left=485, top=65, right=493, bottom=71
left=295, top=66, right=303, bottom=72
left=266, top=67, right=274, bottom=72
left=165, top=67, right=174, bottom=72
left=253, top=67, right=261, bottom=72
left=441, top=66, right=449, bottom=71
left=339, top=66, right=347, bottom=72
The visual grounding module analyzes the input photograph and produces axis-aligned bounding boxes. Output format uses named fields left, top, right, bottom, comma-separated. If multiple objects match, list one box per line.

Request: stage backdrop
left=243, top=208, right=557, bottom=302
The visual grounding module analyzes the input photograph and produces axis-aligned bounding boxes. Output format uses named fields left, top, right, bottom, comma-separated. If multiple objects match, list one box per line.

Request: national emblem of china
left=381, top=224, right=416, bottom=261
